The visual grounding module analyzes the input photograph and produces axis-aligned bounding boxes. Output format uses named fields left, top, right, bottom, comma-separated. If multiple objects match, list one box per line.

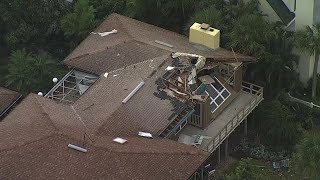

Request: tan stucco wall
left=295, top=0, right=315, bottom=84
left=295, top=0, right=314, bottom=30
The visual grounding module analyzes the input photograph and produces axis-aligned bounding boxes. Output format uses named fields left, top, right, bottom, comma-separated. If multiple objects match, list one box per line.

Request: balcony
left=178, top=81, right=263, bottom=153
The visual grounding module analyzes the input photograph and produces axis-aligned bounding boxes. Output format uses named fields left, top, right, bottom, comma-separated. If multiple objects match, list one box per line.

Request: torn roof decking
left=0, top=87, right=20, bottom=117
left=0, top=94, right=208, bottom=180
left=64, top=13, right=254, bottom=75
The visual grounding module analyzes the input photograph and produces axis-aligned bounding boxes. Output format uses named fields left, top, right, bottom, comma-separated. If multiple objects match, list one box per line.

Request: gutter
left=0, top=94, right=22, bottom=118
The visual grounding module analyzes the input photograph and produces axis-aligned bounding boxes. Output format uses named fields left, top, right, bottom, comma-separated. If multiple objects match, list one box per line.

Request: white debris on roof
left=91, top=29, right=118, bottom=37
left=165, top=66, right=175, bottom=71
left=113, top=137, right=128, bottom=144
left=155, top=40, right=173, bottom=48
left=68, top=144, right=88, bottom=153
left=103, top=72, right=109, bottom=78
left=122, top=81, right=145, bottom=103
left=138, top=131, right=153, bottom=138
left=171, top=52, right=206, bottom=69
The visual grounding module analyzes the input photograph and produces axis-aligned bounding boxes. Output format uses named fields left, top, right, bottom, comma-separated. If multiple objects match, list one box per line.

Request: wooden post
left=200, top=164, right=203, bottom=180
left=244, top=117, right=248, bottom=136
left=225, top=138, right=228, bottom=160
left=217, top=145, right=221, bottom=164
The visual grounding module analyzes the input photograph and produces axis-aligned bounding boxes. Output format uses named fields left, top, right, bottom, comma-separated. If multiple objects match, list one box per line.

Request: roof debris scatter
left=138, top=131, right=153, bottom=138
left=91, top=29, right=118, bottom=37
left=113, top=137, right=128, bottom=144
left=68, top=144, right=88, bottom=153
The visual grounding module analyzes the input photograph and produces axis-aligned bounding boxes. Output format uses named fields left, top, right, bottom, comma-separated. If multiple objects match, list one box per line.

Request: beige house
left=255, top=0, right=320, bottom=84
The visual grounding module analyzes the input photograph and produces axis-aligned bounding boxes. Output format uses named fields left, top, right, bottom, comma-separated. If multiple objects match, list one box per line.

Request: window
left=205, top=77, right=231, bottom=113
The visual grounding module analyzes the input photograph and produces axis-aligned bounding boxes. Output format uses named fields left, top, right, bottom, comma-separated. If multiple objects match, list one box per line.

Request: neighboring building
left=255, top=0, right=320, bottom=84
left=0, top=14, right=263, bottom=180
left=0, top=87, right=21, bottom=119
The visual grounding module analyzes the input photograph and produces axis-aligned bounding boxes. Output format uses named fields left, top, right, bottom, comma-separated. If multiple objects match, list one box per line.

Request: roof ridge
left=33, top=95, right=61, bottom=132
left=113, top=13, right=188, bottom=39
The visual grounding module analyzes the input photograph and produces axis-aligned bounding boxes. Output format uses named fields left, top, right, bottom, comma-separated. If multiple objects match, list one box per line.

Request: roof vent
left=113, top=137, right=128, bottom=144
left=138, top=131, right=153, bottom=138
left=200, top=23, right=210, bottom=30
left=68, top=144, right=88, bottom=153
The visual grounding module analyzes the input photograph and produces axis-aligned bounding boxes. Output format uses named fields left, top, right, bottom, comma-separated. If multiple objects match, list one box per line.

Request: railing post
left=244, top=117, right=248, bottom=136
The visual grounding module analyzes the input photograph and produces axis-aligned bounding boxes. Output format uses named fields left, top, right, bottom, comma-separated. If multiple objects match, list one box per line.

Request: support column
left=225, top=138, right=229, bottom=159
left=244, top=117, right=248, bottom=136
left=217, top=145, right=221, bottom=164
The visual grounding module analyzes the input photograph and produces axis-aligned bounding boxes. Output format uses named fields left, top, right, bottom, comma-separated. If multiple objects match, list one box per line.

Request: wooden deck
left=179, top=82, right=263, bottom=153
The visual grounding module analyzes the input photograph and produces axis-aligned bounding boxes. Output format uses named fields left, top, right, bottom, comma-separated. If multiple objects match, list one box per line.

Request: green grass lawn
left=215, top=158, right=294, bottom=180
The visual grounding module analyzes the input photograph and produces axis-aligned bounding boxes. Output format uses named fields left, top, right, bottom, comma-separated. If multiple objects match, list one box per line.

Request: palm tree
left=229, top=13, right=276, bottom=59
left=293, top=132, right=320, bottom=179
left=61, top=0, right=96, bottom=46
left=6, top=49, right=61, bottom=95
left=6, top=49, right=35, bottom=94
left=295, top=23, right=320, bottom=98
left=256, top=100, right=301, bottom=149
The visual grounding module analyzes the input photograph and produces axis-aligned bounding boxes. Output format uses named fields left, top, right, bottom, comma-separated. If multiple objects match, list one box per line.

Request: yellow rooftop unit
left=189, top=22, right=220, bottom=49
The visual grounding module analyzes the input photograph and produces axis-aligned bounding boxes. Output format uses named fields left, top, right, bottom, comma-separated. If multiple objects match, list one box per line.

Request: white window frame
left=205, top=78, right=231, bottom=113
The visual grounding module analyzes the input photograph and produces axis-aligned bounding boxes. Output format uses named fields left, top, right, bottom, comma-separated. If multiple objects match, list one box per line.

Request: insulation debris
left=91, top=29, right=118, bottom=37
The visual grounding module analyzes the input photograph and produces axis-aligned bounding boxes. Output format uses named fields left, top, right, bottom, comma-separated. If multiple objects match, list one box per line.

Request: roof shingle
left=0, top=87, right=20, bottom=117
left=64, top=13, right=254, bottom=75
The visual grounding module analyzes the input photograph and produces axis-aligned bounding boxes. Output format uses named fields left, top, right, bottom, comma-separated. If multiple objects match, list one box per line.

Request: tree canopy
left=6, top=49, right=64, bottom=95
left=61, top=0, right=96, bottom=47
left=293, top=132, right=320, bottom=179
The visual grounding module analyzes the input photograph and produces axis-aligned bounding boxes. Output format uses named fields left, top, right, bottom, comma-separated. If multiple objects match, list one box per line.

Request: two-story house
left=0, top=14, right=263, bottom=180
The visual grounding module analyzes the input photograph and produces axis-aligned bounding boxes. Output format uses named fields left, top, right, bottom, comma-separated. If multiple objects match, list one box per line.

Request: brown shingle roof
left=73, top=55, right=187, bottom=138
left=0, top=87, right=208, bottom=179
left=64, top=13, right=254, bottom=75
left=0, top=133, right=207, bottom=180
left=0, top=87, right=20, bottom=117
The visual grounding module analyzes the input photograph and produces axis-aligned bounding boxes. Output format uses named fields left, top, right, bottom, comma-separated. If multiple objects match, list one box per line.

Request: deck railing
left=206, top=81, right=263, bottom=153
left=189, top=114, right=201, bottom=127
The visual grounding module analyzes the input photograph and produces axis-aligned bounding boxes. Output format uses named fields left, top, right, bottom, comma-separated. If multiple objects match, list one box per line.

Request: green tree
left=0, top=0, right=71, bottom=57
left=292, top=132, right=320, bottom=179
left=255, top=100, right=302, bottom=149
left=61, top=0, right=96, bottom=46
left=295, top=23, right=320, bottom=98
left=89, top=0, right=126, bottom=21
left=224, top=158, right=254, bottom=180
left=6, top=49, right=62, bottom=95
left=229, top=13, right=275, bottom=60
